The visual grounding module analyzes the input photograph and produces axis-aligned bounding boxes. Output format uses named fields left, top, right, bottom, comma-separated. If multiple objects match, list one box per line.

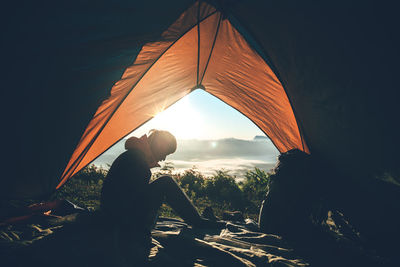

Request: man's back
left=100, top=149, right=151, bottom=222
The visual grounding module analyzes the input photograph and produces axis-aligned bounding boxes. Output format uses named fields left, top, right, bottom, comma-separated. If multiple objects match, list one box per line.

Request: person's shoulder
left=108, top=149, right=149, bottom=175
left=117, top=149, right=145, bottom=162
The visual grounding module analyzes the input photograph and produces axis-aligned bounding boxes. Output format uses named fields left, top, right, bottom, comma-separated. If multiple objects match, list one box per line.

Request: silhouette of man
left=100, top=129, right=222, bottom=264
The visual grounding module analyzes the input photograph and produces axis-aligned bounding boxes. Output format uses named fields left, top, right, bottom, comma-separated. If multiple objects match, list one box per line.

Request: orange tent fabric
left=57, top=1, right=307, bottom=188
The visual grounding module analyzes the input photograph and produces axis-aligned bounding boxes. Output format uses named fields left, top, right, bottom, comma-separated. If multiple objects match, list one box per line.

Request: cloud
left=164, top=158, right=276, bottom=179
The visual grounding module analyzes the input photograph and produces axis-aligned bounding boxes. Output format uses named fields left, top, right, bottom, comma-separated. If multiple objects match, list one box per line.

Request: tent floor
left=1, top=211, right=393, bottom=267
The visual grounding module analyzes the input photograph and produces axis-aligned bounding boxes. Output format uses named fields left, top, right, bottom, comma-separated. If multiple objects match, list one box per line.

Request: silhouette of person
left=100, top=129, right=222, bottom=264
left=258, top=149, right=321, bottom=237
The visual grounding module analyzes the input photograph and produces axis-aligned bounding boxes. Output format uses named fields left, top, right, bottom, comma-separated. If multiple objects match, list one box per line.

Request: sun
left=150, top=96, right=204, bottom=139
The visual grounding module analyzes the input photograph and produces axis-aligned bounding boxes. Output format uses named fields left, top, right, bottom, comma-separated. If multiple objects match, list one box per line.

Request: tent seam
left=199, top=12, right=222, bottom=85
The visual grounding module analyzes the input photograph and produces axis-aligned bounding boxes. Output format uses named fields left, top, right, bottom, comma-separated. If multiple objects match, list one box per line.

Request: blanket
left=149, top=217, right=307, bottom=266
left=0, top=212, right=391, bottom=267
left=1, top=213, right=306, bottom=267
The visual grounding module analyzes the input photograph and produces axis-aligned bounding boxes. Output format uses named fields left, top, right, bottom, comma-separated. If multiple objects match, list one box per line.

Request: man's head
left=147, top=130, right=177, bottom=163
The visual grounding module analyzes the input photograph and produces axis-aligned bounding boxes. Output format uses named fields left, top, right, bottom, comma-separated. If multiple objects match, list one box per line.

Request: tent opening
left=90, top=89, right=280, bottom=178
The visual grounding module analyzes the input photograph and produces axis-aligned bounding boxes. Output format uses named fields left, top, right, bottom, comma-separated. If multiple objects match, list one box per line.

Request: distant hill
left=253, top=135, right=269, bottom=141
left=171, top=138, right=277, bottom=161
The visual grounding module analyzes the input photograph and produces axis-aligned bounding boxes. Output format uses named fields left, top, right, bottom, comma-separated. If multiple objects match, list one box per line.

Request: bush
left=52, top=164, right=107, bottom=209
left=241, top=168, right=270, bottom=203
left=74, top=164, right=108, bottom=185
left=204, top=170, right=245, bottom=210
left=175, top=169, right=206, bottom=198
left=53, top=164, right=270, bottom=221
left=239, top=168, right=270, bottom=215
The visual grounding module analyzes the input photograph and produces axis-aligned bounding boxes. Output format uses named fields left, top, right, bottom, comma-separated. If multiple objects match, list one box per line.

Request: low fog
left=93, top=136, right=279, bottom=178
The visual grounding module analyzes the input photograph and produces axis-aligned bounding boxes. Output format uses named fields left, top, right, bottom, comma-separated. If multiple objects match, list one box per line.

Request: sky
left=94, top=89, right=280, bottom=178
left=129, top=89, right=266, bottom=140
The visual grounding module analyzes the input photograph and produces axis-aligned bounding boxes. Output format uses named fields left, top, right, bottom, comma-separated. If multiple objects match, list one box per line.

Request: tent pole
left=196, top=0, right=201, bottom=86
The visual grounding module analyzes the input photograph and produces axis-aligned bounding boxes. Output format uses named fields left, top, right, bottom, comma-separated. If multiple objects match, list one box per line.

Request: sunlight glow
left=130, top=90, right=267, bottom=141
left=150, top=96, right=204, bottom=139
left=210, top=141, right=218, bottom=148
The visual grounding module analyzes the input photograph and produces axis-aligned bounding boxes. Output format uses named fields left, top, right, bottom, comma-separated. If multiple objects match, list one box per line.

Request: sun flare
left=150, top=97, right=204, bottom=139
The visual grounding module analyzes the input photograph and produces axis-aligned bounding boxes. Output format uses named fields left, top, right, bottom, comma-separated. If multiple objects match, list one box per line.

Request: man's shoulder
left=123, top=148, right=145, bottom=158
left=106, top=149, right=150, bottom=180
left=114, top=149, right=147, bottom=166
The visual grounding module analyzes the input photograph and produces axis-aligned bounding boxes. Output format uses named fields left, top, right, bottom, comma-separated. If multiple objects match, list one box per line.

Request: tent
left=2, top=0, right=400, bottom=249
left=56, top=1, right=308, bottom=189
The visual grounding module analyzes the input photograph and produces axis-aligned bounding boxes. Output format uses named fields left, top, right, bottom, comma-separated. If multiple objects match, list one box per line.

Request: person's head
left=147, top=129, right=177, bottom=163
left=273, top=149, right=311, bottom=177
